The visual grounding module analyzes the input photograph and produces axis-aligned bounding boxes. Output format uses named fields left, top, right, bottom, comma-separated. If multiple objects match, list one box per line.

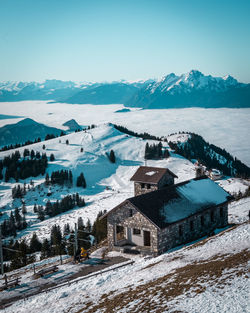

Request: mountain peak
left=17, top=118, right=39, bottom=126
left=184, top=70, right=204, bottom=80
left=223, top=75, right=238, bottom=85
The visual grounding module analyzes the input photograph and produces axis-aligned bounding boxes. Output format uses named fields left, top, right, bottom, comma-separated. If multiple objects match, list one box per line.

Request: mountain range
left=125, top=70, right=250, bottom=108
left=0, top=71, right=249, bottom=108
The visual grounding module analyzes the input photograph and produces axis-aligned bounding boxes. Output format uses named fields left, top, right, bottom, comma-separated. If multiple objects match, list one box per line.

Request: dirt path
left=0, top=256, right=129, bottom=309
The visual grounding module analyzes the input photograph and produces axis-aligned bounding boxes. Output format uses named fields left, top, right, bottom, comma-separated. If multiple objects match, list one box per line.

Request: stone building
left=130, top=166, right=178, bottom=196
left=103, top=167, right=233, bottom=256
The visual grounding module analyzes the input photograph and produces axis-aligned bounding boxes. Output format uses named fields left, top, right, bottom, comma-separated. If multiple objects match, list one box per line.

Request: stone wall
left=133, top=172, right=175, bottom=196
left=107, top=200, right=228, bottom=256
left=134, top=182, right=158, bottom=196
left=158, top=204, right=228, bottom=254
left=107, top=201, right=158, bottom=254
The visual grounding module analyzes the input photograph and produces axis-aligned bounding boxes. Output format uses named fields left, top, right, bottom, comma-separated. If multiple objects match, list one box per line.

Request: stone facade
left=107, top=201, right=158, bottom=254
left=134, top=172, right=175, bottom=196
left=157, top=203, right=228, bottom=254
left=107, top=201, right=228, bottom=256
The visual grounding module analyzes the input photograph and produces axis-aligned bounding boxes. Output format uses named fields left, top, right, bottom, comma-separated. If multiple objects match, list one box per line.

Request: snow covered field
left=0, top=101, right=250, bottom=166
left=0, top=101, right=249, bottom=312
left=2, top=201, right=249, bottom=313
left=0, top=123, right=198, bottom=243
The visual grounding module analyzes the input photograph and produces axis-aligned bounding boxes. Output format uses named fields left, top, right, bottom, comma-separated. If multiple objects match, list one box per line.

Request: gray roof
left=127, top=176, right=233, bottom=228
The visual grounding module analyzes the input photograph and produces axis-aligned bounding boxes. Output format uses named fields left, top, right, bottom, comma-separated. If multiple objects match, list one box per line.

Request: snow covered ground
left=2, top=198, right=249, bottom=313
left=0, top=101, right=249, bottom=166
left=0, top=123, right=197, bottom=242
left=0, top=102, right=249, bottom=312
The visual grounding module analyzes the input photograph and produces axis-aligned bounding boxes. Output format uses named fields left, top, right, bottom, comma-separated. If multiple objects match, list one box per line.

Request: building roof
left=126, top=176, right=233, bottom=229
left=130, top=166, right=178, bottom=184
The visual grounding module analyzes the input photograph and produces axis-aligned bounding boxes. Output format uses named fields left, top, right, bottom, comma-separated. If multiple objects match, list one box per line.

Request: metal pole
left=0, top=226, right=4, bottom=276
left=74, top=223, right=78, bottom=259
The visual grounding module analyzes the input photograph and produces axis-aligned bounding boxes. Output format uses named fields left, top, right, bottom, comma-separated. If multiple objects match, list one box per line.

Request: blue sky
left=0, top=0, right=250, bottom=82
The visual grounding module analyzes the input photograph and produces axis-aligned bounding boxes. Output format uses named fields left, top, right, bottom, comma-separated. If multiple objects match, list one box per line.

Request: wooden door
left=143, top=230, right=151, bottom=246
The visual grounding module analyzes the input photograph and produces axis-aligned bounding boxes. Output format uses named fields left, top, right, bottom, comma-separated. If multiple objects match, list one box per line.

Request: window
left=190, top=220, right=194, bottom=231
left=201, top=216, right=204, bottom=227
left=133, top=228, right=141, bottom=235
left=129, top=208, right=133, bottom=217
left=210, top=210, right=214, bottom=222
left=147, top=184, right=151, bottom=189
left=141, top=183, right=145, bottom=188
left=116, top=225, right=125, bottom=241
left=179, top=225, right=183, bottom=236
left=220, top=207, right=223, bottom=218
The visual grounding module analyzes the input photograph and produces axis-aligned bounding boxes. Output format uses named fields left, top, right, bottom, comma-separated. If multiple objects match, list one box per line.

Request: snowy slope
left=0, top=121, right=249, bottom=313
left=2, top=199, right=249, bottom=313
left=0, top=123, right=196, bottom=243
left=0, top=101, right=249, bottom=167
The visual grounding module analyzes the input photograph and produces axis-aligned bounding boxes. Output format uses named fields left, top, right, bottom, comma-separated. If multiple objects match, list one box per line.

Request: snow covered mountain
left=125, top=70, right=250, bottom=109
left=1, top=71, right=249, bottom=108
left=0, top=80, right=151, bottom=104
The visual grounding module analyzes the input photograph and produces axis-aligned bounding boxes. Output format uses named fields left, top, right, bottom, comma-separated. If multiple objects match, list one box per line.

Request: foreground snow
left=2, top=200, right=249, bottom=313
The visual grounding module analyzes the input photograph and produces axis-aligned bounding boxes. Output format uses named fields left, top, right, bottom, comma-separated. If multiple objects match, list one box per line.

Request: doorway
left=143, top=230, right=151, bottom=246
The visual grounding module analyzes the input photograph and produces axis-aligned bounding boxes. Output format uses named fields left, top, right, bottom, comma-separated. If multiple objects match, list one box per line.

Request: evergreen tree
left=37, top=206, right=45, bottom=221
left=86, top=218, right=92, bottom=233
left=50, top=154, right=55, bottom=161
left=40, top=238, right=51, bottom=259
left=92, top=211, right=107, bottom=244
left=109, top=150, right=116, bottom=163
left=30, top=233, right=42, bottom=253
left=14, top=207, right=22, bottom=230
left=45, top=173, right=50, bottom=185
left=30, top=150, right=35, bottom=159
left=21, top=202, right=27, bottom=215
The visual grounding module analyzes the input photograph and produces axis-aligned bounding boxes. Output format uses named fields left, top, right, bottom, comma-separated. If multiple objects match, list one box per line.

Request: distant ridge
left=0, top=118, right=62, bottom=147
left=124, top=70, right=250, bottom=109
left=0, top=71, right=249, bottom=108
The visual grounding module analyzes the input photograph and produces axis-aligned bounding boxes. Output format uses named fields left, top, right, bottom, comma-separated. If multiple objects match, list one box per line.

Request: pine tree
left=37, top=206, right=45, bottom=221
left=92, top=211, right=107, bottom=244
left=86, top=218, right=92, bottom=233
left=22, top=202, right=27, bottom=215
left=109, top=150, right=116, bottom=163
left=30, top=233, right=42, bottom=253
left=30, top=150, right=35, bottom=159
left=40, top=238, right=51, bottom=259
left=50, top=154, right=55, bottom=161
left=14, top=207, right=22, bottom=230
left=76, top=173, right=86, bottom=188
left=45, top=173, right=50, bottom=185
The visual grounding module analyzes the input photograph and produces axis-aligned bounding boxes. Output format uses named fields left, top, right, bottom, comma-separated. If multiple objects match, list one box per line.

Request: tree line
left=2, top=211, right=107, bottom=273
left=0, top=150, right=49, bottom=182
left=145, top=142, right=170, bottom=159
left=0, top=131, right=66, bottom=153
left=42, top=193, right=86, bottom=219
left=45, top=170, right=73, bottom=186
left=112, top=124, right=161, bottom=141
left=168, top=133, right=250, bottom=178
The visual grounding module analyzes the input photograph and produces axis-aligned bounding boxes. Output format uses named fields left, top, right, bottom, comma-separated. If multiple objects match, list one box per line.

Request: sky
left=0, top=0, right=250, bottom=83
